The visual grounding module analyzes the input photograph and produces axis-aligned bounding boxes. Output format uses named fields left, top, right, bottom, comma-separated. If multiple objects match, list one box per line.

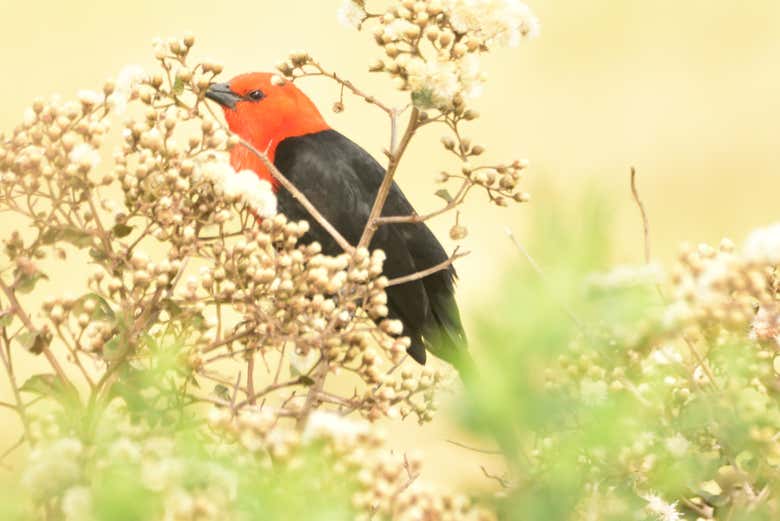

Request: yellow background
left=1, top=0, right=779, bottom=488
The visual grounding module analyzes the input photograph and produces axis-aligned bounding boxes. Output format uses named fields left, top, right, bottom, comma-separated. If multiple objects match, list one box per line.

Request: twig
left=376, top=180, right=471, bottom=225
left=630, top=167, right=667, bottom=302
left=246, top=354, right=256, bottom=405
left=630, top=167, right=651, bottom=264
left=386, top=248, right=468, bottom=287
left=296, top=358, right=329, bottom=429
left=0, top=435, right=25, bottom=469
left=235, top=376, right=306, bottom=409
left=0, top=329, right=32, bottom=442
left=481, top=466, right=512, bottom=488
left=446, top=439, right=503, bottom=455
left=299, top=62, right=393, bottom=116
left=0, top=278, right=68, bottom=382
left=358, top=107, right=421, bottom=249
left=504, top=227, right=586, bottom=332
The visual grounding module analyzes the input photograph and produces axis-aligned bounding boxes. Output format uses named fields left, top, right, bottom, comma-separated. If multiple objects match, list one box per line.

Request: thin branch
left=0, top=329, right=32, bottom=442
left=386, top=248, right=468, bottom=287
left=298, top=62, right=393, bottom=116
left=446, top=439, right=503, bottom=455
left=246, top=354, right=256, bottom=405
left=630, top=167, right=668, bottom=303
left=0, top=278, right=68, bottom=382
left=235, top=376, right=306, bottom=409
left=0, top=435, right=25, bottom=469
left=481, top=466, right=512, bottom=489
left=504, top=227, right=586, bottom=332
left=296, top=358, right=329, bottom=429
left=358, top=107, right=421, bottom=249
left=376, top=180, right=471, bottom=225
left=629, top=167, right=651, bottom=264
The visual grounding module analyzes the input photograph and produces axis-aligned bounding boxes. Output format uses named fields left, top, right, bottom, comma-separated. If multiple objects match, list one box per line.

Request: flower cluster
left=471, top=213, right=780, bottom=521
left=666, top=236, right=777, bottom=332
left=336, top=0, right=537, bottom=111
left=0, top=31, right=505, bottom=521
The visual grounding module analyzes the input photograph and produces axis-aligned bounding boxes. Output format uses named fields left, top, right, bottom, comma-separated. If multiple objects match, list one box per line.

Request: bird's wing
left=335, top=131, right=468, bottom=363
left=274, top=130, right=439, bottom=362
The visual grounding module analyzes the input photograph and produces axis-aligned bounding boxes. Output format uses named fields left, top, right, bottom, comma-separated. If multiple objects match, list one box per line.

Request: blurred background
left=1, top=0, right=779, bottom=490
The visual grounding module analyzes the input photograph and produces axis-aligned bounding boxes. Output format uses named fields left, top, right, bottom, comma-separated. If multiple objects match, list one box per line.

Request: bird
left=205, top=72, right=470, bottom=371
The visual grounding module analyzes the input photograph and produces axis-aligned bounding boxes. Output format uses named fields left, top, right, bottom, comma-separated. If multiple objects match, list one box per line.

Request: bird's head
left=205, top=72, right=328, bottom=151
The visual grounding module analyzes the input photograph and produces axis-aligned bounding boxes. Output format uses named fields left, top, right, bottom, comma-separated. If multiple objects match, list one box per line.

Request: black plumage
left=274, top=129, right=468, bottom=368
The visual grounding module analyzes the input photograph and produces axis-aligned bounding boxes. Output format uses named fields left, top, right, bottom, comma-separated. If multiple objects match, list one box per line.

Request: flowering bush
left=462, top=200, right=780, bottom=520
left=0, top=1, right=538, bottom=519
left=8, top=2, right=779, bottom=521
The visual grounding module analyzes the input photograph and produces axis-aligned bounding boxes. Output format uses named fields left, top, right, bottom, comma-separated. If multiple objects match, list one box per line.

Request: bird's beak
left=205, top=82, right=241, bottom=109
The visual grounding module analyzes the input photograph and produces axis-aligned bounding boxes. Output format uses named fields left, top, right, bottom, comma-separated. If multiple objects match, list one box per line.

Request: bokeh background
left=2, top=0, right=779, bottom=489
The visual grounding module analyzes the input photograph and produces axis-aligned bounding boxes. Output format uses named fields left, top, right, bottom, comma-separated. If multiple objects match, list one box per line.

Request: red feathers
left=216, top=73, right=330, bottom=189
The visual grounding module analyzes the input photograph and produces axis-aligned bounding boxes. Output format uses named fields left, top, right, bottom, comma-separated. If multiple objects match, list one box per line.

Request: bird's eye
left=247, top=90, right=265, bottom=101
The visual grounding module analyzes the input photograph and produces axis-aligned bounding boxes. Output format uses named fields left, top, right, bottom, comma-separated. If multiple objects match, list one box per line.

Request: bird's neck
left=228, top=114, right=329, bottom=192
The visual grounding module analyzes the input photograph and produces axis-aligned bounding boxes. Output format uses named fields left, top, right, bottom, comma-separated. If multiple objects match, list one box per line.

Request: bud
left=368, top=59, right=385, bottom=72
left=440, top=136, right=455, bottom=150
left=449, top=224, right=468, bottom=240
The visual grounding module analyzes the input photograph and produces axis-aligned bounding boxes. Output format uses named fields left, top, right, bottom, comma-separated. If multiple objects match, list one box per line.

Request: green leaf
left=434, top=189, right=454, bottom=203
left=15, top=271, right=48, bottom=294
left=411, top=88, right=435, bottom=109
left=102, top=335, right=124, bottom=361
left=173, top=77, right=185, bottom=96
left=16, top=330, right=52, bottom=354
left=76, top=293, right=115, bottom=321
left=40, top=227, right=62, bottom=245
left=89, top=247, right=108, bottom=261
left=19, top=373, right=80, bottom=409
left=0, top=314, right=13, bottom=328
left=44, top=226, right=93, bottom=249
left=213, top=384, right=230, bottom=401
left=112, top=223, right=134, bottom=238
left=19, top=373, right=60, bottom=395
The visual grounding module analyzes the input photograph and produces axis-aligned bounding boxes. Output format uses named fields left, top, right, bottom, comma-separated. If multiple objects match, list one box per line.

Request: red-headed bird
left=206, top=73, right=468, bottom=370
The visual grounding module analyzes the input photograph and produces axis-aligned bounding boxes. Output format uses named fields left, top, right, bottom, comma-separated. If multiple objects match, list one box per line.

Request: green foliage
left=461, top=194, right=780, bottom=520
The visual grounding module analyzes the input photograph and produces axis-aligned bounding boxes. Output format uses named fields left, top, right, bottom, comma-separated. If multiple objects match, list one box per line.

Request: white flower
left=288, top=348, right=319, bottom=375
left=141, top=457, right=184, bottom=492
left=664, top=433, right=690, bottom=457
left=77, top=90, right=103, bottom=106
left=579, top=378, right=607, bottom=406
left=223, top=169, right=277, bottom=218
left=304, top=411, right=369, bottom=442
left=22, top=438, right=84, bottom=497
left=750, top=306, right=780, bottom=344
left=108, top=65, right=145, bottom=115
left=383, top=19, right=416, bottom=40
left=446, top=0, right=539, bottom=47
left=69, top=143, right=101, bottom=169
left=586, top=262, right=664, bottom=289
left=458, top=54, right=485, bottom=99
left=641, top=492, right=682, bottom=521
left=23, top=107, right=37, bottom=126
left=62, top=486, right=94, bottom=521
left=117, top=64, right=145, bottom=93
left=337, top=0, right=366, bottom=29
left=649, top=345, right=683, bottom=366
left=199, top=156, right=234, bottom=187
left=198, top=157, right=278, bottom=217
left=407, top=58, right=461, bottom=108
left=744, top=222, right=780, bottom=264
